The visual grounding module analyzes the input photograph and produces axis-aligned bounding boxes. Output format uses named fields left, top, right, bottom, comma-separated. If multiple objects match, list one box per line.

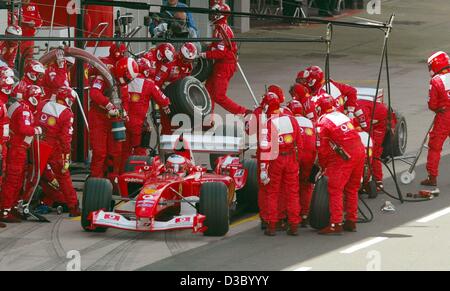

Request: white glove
left=198, top=52, right=207, bottom=59
left=162, top=106, right=171, bottom=115
left=106, top=103, right=119, bottom=117
left=34, top=126, right=42, bottom=135
left=260, top=171, right=270, bottom=185
left=56, top=47, right=65, bottom=68
left=154, top=23, right=168, bottom=36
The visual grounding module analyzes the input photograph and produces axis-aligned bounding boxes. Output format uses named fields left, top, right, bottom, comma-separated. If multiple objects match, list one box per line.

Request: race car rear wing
left=356, top=87, right=384, bottom=103
left=159, top=134, right=245, bottom=155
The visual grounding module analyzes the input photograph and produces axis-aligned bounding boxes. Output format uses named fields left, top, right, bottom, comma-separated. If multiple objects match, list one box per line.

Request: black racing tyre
left=199, top=182, right=230, bottom=236
left=191, top=58, right=213, bottom=82
left=309, top=176, right=331, bottom=230
left=163, top=76, right=212, bottom=120
left=81, top=178, right=113, bottom=232
left=237, top=159, right=259, bottom=212
left=382, top=111, right=408, bottom=158
left=124, top=156, right=153, bottom=173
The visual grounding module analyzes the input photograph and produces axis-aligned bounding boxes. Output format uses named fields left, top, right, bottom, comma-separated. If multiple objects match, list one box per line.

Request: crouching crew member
left=36, top=87, right=80, bottom=217
left=315, top=93, right=365, bottom=234
left=258, top=92, right=302, bottom=236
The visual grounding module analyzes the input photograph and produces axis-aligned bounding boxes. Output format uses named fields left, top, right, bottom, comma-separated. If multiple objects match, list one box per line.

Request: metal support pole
left=237, top=62, right=259, bottom=106
left=47, top=0, right=57, bottom=52
left=325, top=23, right=333, bottom=94
left=76, top=1, right=86, bottom=163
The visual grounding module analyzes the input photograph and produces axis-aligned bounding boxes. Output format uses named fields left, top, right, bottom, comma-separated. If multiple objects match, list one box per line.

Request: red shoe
left=343, top=220, right=357, bottom=232
left=421, top=176, right=437, bottom=187
left=0, top=209, right=22, bottom=223
left=318, top=223, right=343, bottom=235
left=300, top=215, right=309, bottom=228
left=69, top=206, right=81, bottom=218
left=264, top=222, right=277, bottom=236
left=287, top=224, right=299, bottom=236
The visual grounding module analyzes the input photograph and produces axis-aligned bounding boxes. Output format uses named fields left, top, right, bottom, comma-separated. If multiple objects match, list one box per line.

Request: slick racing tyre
left=164, top=76, right=212, bottom=120
left=124, top=156, right=153, bottom=173
left=309, top=176, right=331, bottom=230
left=236, top=159, right=259, bottom=212
left=199, top=182, right=230, bottom=236
left=382, top=111, right=407, bottom=158
left=81, top=178, right=113, bottom=233
left=191, top=44, right=213, bottom=82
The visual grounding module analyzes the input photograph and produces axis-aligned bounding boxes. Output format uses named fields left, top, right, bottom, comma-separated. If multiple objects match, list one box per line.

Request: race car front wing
left=88, top=210, right=207, bottom=233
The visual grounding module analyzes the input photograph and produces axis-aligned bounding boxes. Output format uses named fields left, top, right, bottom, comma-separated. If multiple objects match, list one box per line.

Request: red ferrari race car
left=81, top=133, right=258, bottom=237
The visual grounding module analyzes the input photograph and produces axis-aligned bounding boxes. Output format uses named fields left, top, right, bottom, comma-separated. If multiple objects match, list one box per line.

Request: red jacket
left=316, top=111, right=361, bottom=168
left=43, top=63, right=70, bottom=100
left=128, top=76, right=170, bottom=122
left=154, top=56, right=193, bottom=88
left=258, top=112, right=302, bottom=165
left=7, top=101, right=36, bottom=148
left=90, top=76, right=129, bottom=116
left=0, top=102, right=9, bottom=143
left=206, top=24, right=237, bottom=65
left=294, top=116, right=316, bottom=153
left=428, top=72, right=450, bottom=114
left=0, top=42, right=18, bottom=68
left=36, top=101, right=73, bottom=155
left=19, top=3, right=43, bottom=37
left=317, top=80, right=358, bottom=115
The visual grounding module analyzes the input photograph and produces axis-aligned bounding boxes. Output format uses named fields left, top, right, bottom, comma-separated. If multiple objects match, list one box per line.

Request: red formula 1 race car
left=81, top=133, right=258, bottom=237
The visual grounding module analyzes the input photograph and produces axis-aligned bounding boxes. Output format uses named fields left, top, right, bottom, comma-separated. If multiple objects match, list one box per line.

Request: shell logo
left=48, top=117, right=56, bottom=126
left=348, top=122, right=354, bottom=130
left=305, top=128, right=314, bottom=136
left=84, top=68, right=89, bottom=80
left=131, top=94, right=140, bottom=102
left=284, top=134, right=293, bottom=144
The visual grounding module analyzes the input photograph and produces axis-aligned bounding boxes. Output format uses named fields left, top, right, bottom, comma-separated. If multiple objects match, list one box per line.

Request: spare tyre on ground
left=309, top=176, right=331, bottom=230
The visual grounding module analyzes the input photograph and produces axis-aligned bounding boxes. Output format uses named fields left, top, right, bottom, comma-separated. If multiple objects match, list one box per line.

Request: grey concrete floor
left=2, top=0, right=450, bottom=271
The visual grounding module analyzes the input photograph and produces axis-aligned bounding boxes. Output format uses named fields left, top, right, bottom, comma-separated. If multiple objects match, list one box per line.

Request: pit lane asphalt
left=2, top=0, right=450, bottom=271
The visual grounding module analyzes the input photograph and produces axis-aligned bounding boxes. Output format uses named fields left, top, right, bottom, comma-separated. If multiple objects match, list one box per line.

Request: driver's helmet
left=166, top=154, right=189, bottom=176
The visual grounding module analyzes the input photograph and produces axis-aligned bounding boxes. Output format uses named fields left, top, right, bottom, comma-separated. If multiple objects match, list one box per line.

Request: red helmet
left=290, top=83, right=310, bottom=101
left=305, top=66, right=325, bottom=93
left=156, top=43, right=176, bottom=63
left=428, top=51, right=450, bottom=77
left=109, top=43, right=127, bottom=60
left=315, top=93, right=335, bottom=117
left=24, top=85, right=43, bottom=111
left=210, top=2, right=231, bottom=24
left=5, top=25, right=22, bottom=47
left=267, top=85, right=285, bottom=103
left=166, top=154, right=190, bottom=176
left=115, top=57, right=139, bottom=85
left=25, top=60, right=45, bottom=82
left=260, top=92, right=281, bottom=114
left=0, top=66, right=14, bottom=79
left=0, top=75, right=14, bottom=95
left=137, top=58, right=153, bottom=78
left=296, top=70, right=308, bottom=85
left=180, top=42, right=198, bottom=63
left=287, top=100, right=304, bottom=116
left=56, top=87, right=78, bottom=108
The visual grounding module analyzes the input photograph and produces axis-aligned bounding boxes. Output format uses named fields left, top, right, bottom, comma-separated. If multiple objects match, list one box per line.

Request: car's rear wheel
left=199, top=182, right=229, bottom=236
left=81, top=178, right=113, bottom=232
left=309, top=176, right=331, bottom=230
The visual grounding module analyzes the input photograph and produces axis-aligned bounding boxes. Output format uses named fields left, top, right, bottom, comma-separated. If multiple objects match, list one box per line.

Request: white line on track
left=340, top=237, right=388, bottom=254
left=416, top=207, right=450, bottom=223
left=293, top=267, right=312, bottom=271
